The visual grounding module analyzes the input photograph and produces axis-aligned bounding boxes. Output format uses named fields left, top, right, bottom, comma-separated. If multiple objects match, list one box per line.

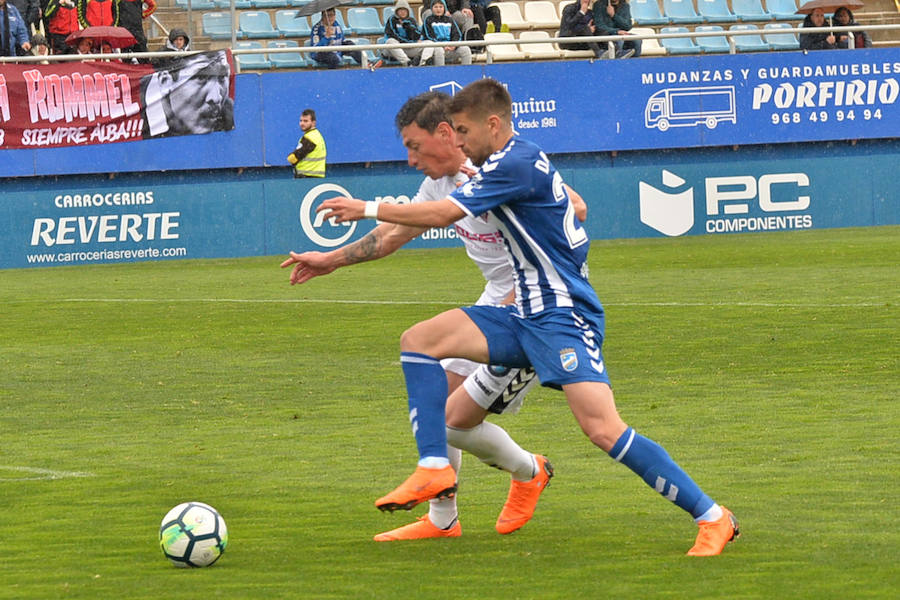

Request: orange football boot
left=495, top=455, right=554, bottom=534
left=687, top=507, right=740, bottom=556
left=373, top=515, right=461, bottom=541
left=375, top=464, right=457, bottom=512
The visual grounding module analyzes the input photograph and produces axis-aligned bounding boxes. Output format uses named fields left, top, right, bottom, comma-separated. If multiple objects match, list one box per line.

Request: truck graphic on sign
left=645, top=86, right=737, bottom=131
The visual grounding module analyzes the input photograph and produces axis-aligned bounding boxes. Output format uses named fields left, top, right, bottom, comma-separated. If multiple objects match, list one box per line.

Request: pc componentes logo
left=639, top=169, right=813, bottom=237
left=299, top=183, right=357, bottom=247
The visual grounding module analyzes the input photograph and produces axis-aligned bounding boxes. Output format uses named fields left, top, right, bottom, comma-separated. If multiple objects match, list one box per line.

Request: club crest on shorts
left=559, top=348, right=578, bottom=372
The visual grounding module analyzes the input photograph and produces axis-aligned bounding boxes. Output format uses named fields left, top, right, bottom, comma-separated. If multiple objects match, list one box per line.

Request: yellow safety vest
left=294, top=128, right=326, bottom=178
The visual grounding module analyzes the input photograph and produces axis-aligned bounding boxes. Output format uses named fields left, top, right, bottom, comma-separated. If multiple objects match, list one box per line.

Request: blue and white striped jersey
left=449, top=136, right=603, bottom=318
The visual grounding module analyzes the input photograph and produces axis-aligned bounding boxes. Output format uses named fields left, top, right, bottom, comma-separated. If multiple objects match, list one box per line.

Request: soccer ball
left=159, top=502, right=228, bottom=568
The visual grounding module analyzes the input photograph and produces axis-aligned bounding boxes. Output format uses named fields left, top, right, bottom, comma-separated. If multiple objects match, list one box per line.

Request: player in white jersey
left=318, top=79, right=739, bottom=556
left=282, top=91, right=586, bottom=540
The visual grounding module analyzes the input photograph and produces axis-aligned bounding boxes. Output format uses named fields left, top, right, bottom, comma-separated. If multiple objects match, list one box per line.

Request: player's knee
left=399, top=323, right=432, bottom=354
left=580, top=420, right=628, bottom=453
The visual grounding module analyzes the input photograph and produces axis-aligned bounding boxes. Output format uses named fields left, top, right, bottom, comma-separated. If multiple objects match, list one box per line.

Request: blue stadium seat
left=290, top=0, right=312, bottom=6
left=275, top=10, right=312, bottom=37
left=732, top=0, right=772, bottom=21
left=695, top=25, right=731, bottom=52
left=382, top=6, right=394, bottom=22
left=697, top=0, right=737, bottom=23
left=175, top=0, right=216, bottom=9
left=234, top=41, right=273, bottom=69
left=729, top=24, right=771, bottom=50
left=240, top=11, right=280, bottom=38
left=214, top=0, right=252, bottom=7
left=765, top=0, right=801, bottom=20
left=267, top=40, right=309, bottom=67
left=631, top=0, right=669, bottom=25
left=346, top=7, right=384, bottom=36
left=202, top=12, right=242, bottom=39
left=347, top=37, right=379, bottom=65
left=253, top=0, right=289, bottom=7
left=660, top=26, right=701, bottom=53
left=663, top=0, right=703, bottom=24
left=763, top=22, right=800, bottom=49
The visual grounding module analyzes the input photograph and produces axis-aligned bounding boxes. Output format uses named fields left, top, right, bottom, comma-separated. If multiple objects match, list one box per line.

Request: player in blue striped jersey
left=319, top=78, right=739, bottom=556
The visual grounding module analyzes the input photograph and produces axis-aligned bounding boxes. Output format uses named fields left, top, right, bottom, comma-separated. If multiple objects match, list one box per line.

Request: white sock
left=417, top=456, right=450, bottom=469
left=695, top=503, right=723, bottom=524
left=428, top=445, right=461, bottom=529
left=447, top=421, right=535, bottom=481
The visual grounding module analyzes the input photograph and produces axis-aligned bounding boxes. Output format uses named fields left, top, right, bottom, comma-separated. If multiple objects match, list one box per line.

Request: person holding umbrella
left=310, top=6, right=362, bottom=68
left=800, top=7, right=837, bottom=50
left=833, top=6, right=872, bottom=49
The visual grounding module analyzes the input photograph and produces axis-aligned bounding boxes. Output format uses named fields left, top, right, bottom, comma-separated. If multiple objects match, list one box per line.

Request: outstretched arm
left=280, top=221, right=426, bottom=285
left=318, top=196, right=465, bottom=229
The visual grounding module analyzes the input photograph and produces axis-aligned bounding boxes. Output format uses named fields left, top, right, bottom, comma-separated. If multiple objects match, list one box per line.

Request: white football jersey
left=411, top=161, right=512, bottom=305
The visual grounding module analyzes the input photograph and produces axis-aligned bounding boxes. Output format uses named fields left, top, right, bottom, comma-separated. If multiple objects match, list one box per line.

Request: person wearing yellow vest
left=288, top=109, right=326, bottom=178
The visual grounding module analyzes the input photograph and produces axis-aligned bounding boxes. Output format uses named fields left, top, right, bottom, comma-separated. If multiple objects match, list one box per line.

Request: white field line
left=42, top=298, right=894, bottom=308
left=0, top=465, right=95, bottom=481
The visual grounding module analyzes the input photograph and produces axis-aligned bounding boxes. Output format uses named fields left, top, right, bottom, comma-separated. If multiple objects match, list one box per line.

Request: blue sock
left=400, top=352, right=448, bottom=461
left=609, top=427, right=714, bottom=519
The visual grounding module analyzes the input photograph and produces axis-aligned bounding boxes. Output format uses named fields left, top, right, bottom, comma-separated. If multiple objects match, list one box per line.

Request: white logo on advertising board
left=299, top=183, right=357, bottom=247
left=645, top=86, right=737, bottom=131
left=639, top=170, right=813, bottom=236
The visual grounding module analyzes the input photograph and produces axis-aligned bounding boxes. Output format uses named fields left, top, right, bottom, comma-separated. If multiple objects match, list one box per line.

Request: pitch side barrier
left=2, top=38, right=900, bottom=176
left=3, top=140, right=898, bottom=269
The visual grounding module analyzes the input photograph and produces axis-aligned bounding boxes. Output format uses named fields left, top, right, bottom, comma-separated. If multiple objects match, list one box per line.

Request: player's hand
left=317, top=196, right=365, bottom=224
left=280, top=251, right=337, bottom=285
left=458, top=162, right=477, bottom=178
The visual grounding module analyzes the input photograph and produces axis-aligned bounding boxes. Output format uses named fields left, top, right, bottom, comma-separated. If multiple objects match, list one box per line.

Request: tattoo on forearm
left=343, top=232, right=381, bottom=264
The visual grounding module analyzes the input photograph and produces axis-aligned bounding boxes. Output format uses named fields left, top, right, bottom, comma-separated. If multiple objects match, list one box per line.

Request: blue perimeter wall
left=2, top=49, right=899, bottom=268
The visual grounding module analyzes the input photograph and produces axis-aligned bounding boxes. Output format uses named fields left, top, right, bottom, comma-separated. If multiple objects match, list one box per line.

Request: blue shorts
left=461, top=305, right=610, bottom=388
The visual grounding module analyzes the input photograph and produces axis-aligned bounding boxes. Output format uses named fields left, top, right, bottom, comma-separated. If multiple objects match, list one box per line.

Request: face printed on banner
left=162, top=53, right=232, bottom=135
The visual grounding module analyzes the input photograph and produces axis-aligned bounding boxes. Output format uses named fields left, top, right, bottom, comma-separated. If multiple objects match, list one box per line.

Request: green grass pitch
left=1, top=226, right=897, bottom=599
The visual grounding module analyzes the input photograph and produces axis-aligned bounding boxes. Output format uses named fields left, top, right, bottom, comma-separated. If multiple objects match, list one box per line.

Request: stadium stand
left=275, top=10, right=312, bottom=37
left=495, top=2, right=530, bottom=30
left=216, top=0, right=252, bottom=7
left=523, top=1, right=560, bottom=29
left=240, top=11, right=280, bottom=38
left=631, top=0, right=670, bottom=25
left=253, top=0, right=289, bottom=7
left=660, top=25, right=702, bottom=53
left=484, top=32, right=524, bottom=60
left=763, top=22, right=801, bottom=49
left=267, top=39, right=309, bottom=67
left=234, top=40, right=273, bottom=68
left=175, top=0, right=216, bottom=9
left=731, top=0, right=772, bottom=21
left=346, top=7, right=384, bottom=35
left=697, top=0, right=738, bottom=23
left=664, top=0, right=704, bottom=24
left=203, top=12, right=243, bottom=39
left=729, top=23, right=771, bottom=50
left=632, top=26, right=668, bottom=55
left=518, top=30, right=563, bottom=59
left=695, top=24, right=732, bottom=52
left=765, top=0, right=802, bottom=20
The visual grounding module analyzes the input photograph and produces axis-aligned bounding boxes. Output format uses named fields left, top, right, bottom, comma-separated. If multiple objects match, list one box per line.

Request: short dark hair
left=302, top=108, right=316, bottom=121
left=394, top=91, right=452, bottom=134
left=447, top=78, right=511, bottom=122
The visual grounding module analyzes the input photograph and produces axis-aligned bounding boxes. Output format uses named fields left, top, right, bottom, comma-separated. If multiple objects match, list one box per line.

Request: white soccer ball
left=159, top=502, right=228, bottom=568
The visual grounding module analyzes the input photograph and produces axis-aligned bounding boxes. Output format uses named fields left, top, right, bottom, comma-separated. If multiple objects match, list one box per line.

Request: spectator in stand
left=165, top=27, right=190, bottom=51
left=74, top=35, right=95, bottom=57
left=469, top=0, right=499, bottom=36
left=117, top=0, right=156, bottom=56
left=423, top=0, right=476, bottom=39
left=10, top=0, right=40, bottom=35
left=0, top=0, right=32, bottom=56
left=311, top=7, right=362, bottom=69
left=77, top=0, right=115, bottom=27
left=423, top=0, right=472, bottom=65
left=594, top=0, right=640, bottom=58
left=30, top=31, right=49, bottom=60
left=43, top=0, right=79, bottom=54
left=559, top=0, right=606, bottom=59
left=800, top=7, right=836, bottom=50
left=381, top=0, right=433, bottom=66
left=833, top=6, right=871, bottom=49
